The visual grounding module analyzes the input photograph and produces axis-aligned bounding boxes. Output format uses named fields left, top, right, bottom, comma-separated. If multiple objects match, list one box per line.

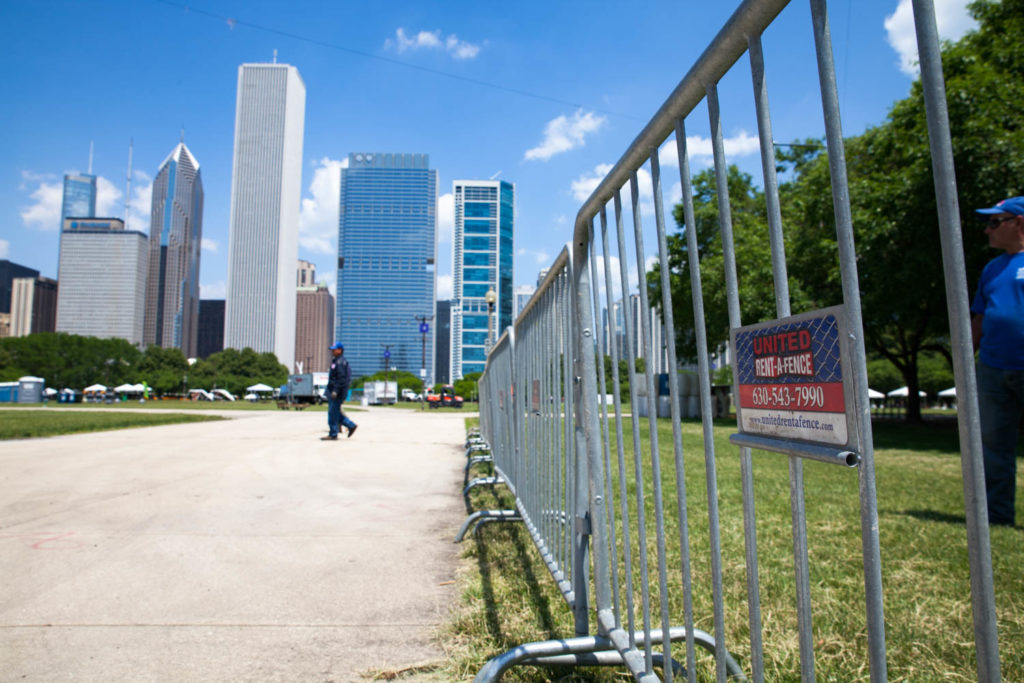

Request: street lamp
left=415, top=314, right=433, bottom=409
left=485, top=287, right=497, bottom=353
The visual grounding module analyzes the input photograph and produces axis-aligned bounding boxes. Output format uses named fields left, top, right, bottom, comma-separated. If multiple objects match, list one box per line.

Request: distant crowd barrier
left=462, top=0, right=998, bottom=681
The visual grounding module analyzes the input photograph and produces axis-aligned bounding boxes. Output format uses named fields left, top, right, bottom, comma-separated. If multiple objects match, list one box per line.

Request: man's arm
left=971, top=313, right=983, bottom=351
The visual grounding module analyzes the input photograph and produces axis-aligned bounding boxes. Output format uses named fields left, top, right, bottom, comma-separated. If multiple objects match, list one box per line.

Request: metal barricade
left=463, top=0, right=998, bottom=680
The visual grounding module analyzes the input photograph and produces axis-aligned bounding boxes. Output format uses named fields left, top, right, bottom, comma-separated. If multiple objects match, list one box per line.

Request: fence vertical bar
left=911, top=0, right=1000, bottom=679
left=603, top=201, right=637, bottom=644
left=706, top=81, right=742, bottom=683
left=808, top=0, right=887, bottom=679
left=631, top=165, right=675, bottom=682
left=615, top=188, right=655, bottom=675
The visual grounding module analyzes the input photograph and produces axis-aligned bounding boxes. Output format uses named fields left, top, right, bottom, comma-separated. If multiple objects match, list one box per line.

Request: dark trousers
left=327, top=395, right=356, bottom=437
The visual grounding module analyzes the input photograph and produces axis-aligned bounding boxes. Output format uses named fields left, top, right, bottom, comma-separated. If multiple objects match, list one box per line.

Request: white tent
left=244, top=393, right=259, bottom=401
left=246, top=383, right=273, bottom=392
left=43, top=387, right=57, bottom=396
left=887, top=386, right=927, bottom=398
left=868, top=388, right=885, bottom=399
left=938, top=387, right=957, bottom=398
left=113, top=383, right=136, bottom=393
left=83, top=383, right=106, bottom=393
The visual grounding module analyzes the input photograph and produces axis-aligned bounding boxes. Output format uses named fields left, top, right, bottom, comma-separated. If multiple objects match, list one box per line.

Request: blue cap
left=329, top=341, right=344, bottom=350
left=976, top=196, right=1024, bottom=217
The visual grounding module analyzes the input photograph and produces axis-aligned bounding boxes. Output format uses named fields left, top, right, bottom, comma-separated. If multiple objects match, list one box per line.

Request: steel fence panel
left=463, top=1, right=998, bottom=680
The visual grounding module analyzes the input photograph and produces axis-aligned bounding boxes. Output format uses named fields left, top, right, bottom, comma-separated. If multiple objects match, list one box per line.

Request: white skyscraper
left=225, top=62, right=306, bottom=367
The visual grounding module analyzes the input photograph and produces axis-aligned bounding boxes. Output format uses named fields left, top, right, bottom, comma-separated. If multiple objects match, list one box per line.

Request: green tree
left=187, top=348, right=288, bottom=396
left=136, top=346, right=189, bottom=396
left=765, top=0, right=1023, bottom=421
left=0, top=333, right=141, bottom=389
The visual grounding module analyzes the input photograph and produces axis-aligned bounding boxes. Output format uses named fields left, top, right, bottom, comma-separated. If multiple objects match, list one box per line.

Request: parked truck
left=279, top=372, right=329, bottom=406
left=363, top=380, right=397, bottom=405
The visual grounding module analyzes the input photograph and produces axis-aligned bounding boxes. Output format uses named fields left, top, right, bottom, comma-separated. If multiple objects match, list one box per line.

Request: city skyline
left=224, top=62, right=306, bottom=368
left=5, top=2, right=978, bottom=312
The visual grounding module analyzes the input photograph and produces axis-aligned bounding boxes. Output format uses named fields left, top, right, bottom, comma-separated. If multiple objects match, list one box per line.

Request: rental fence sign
left=731, top=305, right=858, bottom=450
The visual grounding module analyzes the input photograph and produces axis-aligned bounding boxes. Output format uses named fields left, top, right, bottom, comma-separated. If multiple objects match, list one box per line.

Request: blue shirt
left=971, top=251, right=1024, bottom=370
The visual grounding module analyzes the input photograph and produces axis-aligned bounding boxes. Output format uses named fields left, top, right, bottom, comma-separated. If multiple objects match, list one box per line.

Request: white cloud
left=299, top=157, right=346, bottom=254
left=0, top=239, right=8, bottom=259
left=201, top=280, right=225, bottom=299
left=127, top=171, right=152, bottom=233
left=572, top=163, right=614, bottom=202
left=386, top=28, right=483, bottom=60
left=201, top=238, right=218, bottom=252
left=318, top=269, right=337, bottom=298
left=659, top=131, right=761, bottom=168
left=885, top=0, right=976, bottom=76
left=18, top=171, right=63, bottom=231
left=437, top=192, right=454, bottom=244
left=437, top=273, right=453, bottom=300
left=525, top=110, right=607, bottom=162
left=517, top=247, right=550, bottom=266
left=95, top=175, right=121, bottom=217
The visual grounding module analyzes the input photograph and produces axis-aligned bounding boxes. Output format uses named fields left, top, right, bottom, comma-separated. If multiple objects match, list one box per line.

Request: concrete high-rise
left=224, top=62, right=306, bottom=367
left=296, top=284, right=334, bottom=373
left=0, top=260, right=38, bottom=314
left=144, top=142, right=203, bottom=357
left=451, top=180, right=513, bottom=379
left=336, top=153, right=437, bottom=380
left=297, top=259, right=316, bottom=287
left=10, top=276, right=57, bottom=336
left=56, top=218, right=147, bottom=345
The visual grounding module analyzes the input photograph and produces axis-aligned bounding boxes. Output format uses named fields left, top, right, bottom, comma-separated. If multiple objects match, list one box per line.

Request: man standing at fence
left=322, top=341, right=358, bottom=441
left=971, top=196, right=1024, bottom=526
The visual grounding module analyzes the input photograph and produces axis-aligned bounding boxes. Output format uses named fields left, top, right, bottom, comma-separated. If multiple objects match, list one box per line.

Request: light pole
left=485, top=287, right=497, bottom=354
left=381, top=344, right=393, bottom=404
left=415, top=314, right=434, bottom=409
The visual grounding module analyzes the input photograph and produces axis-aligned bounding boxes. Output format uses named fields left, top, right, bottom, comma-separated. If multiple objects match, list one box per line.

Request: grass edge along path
left=0, top=408, right=225, bottom=439
left=439, top=417, right=1023, bottom=682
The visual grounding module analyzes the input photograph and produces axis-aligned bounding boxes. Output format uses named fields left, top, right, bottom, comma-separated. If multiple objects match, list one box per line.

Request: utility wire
left=152, top=0, right=639, bottom=121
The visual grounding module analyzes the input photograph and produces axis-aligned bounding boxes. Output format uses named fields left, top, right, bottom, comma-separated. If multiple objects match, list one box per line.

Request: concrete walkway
left=0, top=406, right=471, bottom=682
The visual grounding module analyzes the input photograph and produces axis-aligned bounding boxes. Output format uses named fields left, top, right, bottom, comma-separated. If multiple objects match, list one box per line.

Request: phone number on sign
left=750, top=384, right=825, bottom=409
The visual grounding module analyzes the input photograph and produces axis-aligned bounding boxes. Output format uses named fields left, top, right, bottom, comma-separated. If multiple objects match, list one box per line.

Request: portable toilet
left=0, top=381, right=17, bottom=403
left=17, top=376, right=45, bottom=403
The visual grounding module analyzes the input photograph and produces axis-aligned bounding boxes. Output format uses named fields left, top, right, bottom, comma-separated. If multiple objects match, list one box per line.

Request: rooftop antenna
left=124, top=139, right=133, bottom=230
left=489, top=170, right=502, bottom=180
left=273, top=49, right=278, bottom=64
left=88, top=141, right=94, bottom=175
left=180, top=125, right=185, bottom=144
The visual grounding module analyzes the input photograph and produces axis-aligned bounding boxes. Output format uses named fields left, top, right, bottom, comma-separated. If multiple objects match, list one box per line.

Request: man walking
left=972, top=196, right=1024, bottom=526
left=322, top=341, right=358, bottom=441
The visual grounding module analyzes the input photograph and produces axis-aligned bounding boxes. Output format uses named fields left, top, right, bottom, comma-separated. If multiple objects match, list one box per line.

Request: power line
left=152, top=0, right=639, bottom=121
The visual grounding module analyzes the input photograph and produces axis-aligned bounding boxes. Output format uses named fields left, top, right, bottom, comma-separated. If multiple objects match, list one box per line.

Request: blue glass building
left=451, top=180, right=514, bottom=379
left=336, top=153, right=437, bottom=381
left=58, top=173, right=97, bottom=279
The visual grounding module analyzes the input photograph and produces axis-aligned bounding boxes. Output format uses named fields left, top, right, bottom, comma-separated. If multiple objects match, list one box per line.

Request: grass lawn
left=0, top=408, right=225, bottom=439
left=444, top=416, right=1023, bottom=681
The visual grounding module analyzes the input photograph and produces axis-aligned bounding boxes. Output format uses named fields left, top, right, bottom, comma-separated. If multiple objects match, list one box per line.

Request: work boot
left=346, top=425, right=357, bottom=438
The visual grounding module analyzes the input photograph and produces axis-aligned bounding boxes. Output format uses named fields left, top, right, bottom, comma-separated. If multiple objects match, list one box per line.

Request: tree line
left=649, top=0, right=1022, bottom=421
left=0, top=332, right=288, bottom=397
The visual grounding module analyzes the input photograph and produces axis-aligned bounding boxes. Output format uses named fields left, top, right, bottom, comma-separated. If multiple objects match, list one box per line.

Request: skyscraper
left=59, top=173, right=97, bottom=279
left=61, top=173, right=97, bottom=224
left=451, top=179, right=514, bottom=379
left=296, top=284, right=334, bottom=373
left=56, top=218, right=147, bottom=345
left=197, top=299, right=225, bottom=359
left=144, top=142, right=203, bottom=357
left=224, top=62, right=306, bottom=368
left=10, top=276, right=57, bottom=336
left=434, top=299, right=452, bottom=385
left=336, top=153, right=437, bottom=380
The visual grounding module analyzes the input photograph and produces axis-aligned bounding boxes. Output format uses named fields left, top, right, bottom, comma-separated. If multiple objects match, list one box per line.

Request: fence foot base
left=473, top=628, right=746, bottom=682
left=463, top=476, right=504, bottom=498
left=454, top=510, right=521, bottom=542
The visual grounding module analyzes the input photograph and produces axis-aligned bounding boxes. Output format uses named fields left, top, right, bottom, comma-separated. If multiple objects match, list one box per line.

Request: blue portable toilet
left=0, top=381, right=17, bottom=403
left=17, top=376, right=45, bottom=403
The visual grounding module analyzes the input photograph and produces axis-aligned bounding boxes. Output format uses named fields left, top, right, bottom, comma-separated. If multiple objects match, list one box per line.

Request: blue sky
left=3, top=0, right=976, bottom=303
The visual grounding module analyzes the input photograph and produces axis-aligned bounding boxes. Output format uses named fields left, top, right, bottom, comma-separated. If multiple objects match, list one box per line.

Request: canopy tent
left=244, top=393, right=259, bottom=401
left=60, top=387, right=76, bottom=394
left=887, top=386, right=927, bottom=398
left=868, top=388, right=885, bottom=399
left=938, top=387, right=957, bottom=398
left=83, top=384, right=107, bottom=393
left=43, top=387, right=57, bottom=396
left=113, top=383, right=145, bottom=393
left=246, top=383, right=273, bottom=392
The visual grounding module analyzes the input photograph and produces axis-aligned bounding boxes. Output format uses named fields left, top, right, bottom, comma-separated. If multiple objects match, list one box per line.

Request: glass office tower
left=336, top=153, right=437, bottom=381
left=58, top=173, right=97, bottom=278
left=451, top=179, right=513, bottom=379
left=144, top=142, right=203, bottom=357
